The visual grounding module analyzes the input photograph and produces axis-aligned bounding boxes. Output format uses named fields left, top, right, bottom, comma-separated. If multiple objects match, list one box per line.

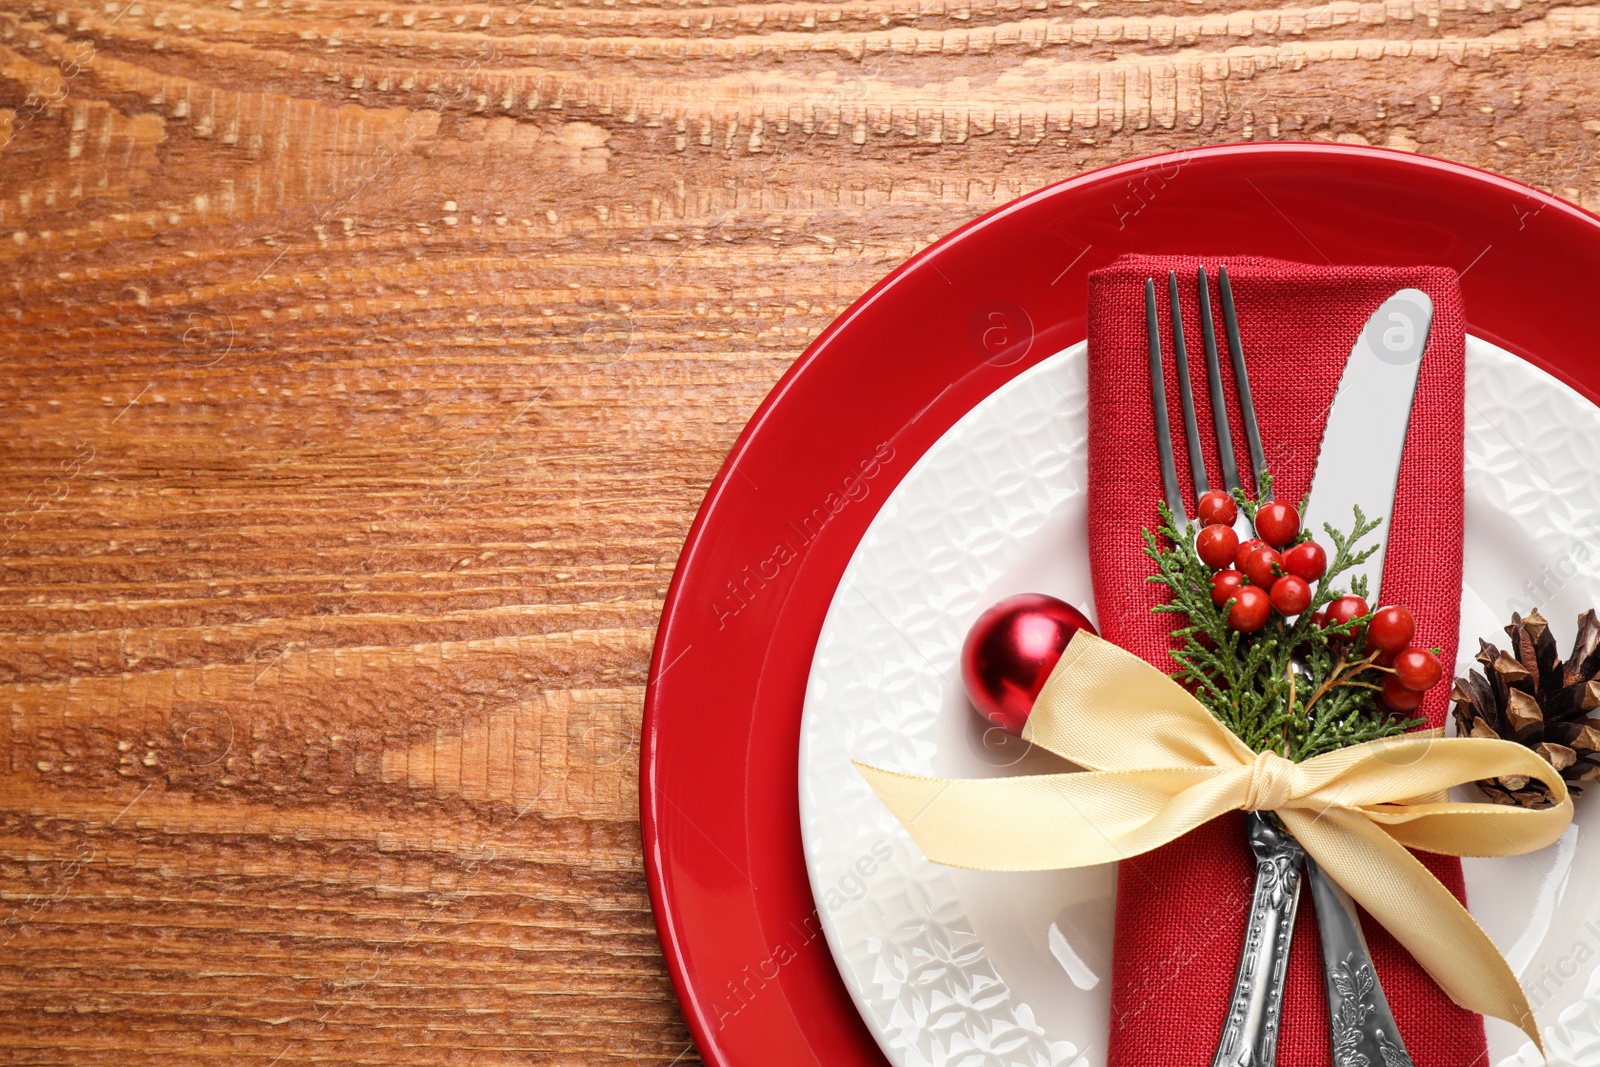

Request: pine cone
left=1451, top=608, right=1600, bottom=808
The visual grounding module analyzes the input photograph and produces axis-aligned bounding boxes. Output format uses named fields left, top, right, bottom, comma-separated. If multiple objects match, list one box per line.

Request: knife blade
left=1302, top=288, right=1434, bottom=601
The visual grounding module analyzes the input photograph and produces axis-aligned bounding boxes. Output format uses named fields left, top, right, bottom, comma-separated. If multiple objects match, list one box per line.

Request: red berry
left=1381, top=675, right=1425, bottom=711
left=1211, top=569, right=1247, bottom=608
left=1374, top=649, right=1399, bottom=668
left=1254, top=501, right=1301, bottom=547
left=1241, top=545, right=1283, bottom=589
left=1324, top=595, right=1370, bottom=632
left=1227, top=585, right=1271, bottom=632
left=1197, top=490, right=1238, bottom=527
left=1269, top=575, right=1312, bottom=616
left=1235, top=538, right=1266, bottom=570
left=1393, top=648, right=1442, bottom=692
left=1196, top=524, right=1240, bottom=569
left=1282, top=541, right=1327, bottom=582
left=1310, top=611, right=1327, bottom=629
left=1368, top=605, right=1416, bottom=655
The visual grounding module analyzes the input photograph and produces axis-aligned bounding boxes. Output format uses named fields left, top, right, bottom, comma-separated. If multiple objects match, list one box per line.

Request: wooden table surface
left=1, top=0, right=1596, bottom=1060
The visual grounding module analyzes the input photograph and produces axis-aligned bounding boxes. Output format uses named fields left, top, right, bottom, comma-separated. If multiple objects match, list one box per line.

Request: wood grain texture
left=0, top=0, right=1597, bottom=1058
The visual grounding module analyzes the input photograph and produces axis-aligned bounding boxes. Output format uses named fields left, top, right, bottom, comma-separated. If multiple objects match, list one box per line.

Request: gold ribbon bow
left=857, top=631, right=1572, bottom=1049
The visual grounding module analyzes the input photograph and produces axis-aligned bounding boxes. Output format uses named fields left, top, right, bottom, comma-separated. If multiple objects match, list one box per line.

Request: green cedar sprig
left=1142, top=482, right=1423, bottom=761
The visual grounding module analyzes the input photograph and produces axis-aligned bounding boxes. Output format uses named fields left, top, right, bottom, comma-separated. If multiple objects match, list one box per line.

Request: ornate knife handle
left=1305, top=856, right=1415, bottom=1067
left=1212, top=812, right=1305, bottom=1067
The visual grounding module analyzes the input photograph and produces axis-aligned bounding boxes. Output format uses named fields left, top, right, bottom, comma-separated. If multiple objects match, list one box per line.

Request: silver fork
left=1145, top=268, right=1412, bottom=1067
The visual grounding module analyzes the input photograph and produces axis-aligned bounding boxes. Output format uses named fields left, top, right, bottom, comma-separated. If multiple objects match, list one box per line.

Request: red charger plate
left=640, top=143, right=1600, bottom=1067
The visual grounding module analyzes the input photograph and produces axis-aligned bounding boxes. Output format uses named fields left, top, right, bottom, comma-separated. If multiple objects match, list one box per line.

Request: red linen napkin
left=1085, top=255, right=1477, bottom=1066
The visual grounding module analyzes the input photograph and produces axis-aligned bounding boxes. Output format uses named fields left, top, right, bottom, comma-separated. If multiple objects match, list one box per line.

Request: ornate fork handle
left=1306, top=856, right=1415, bottom=1067
left=1212, top=813, right=1304, bottom=1067
left=1210, top=819, right=1417, bottom=1067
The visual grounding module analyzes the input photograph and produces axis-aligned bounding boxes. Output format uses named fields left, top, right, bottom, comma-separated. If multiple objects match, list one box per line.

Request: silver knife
left=1300, top=288, right=1433, bottom=1067
left=1307, top=856, right=1415, bottom=1067
left=1304, top=289, right=1435, bottom=599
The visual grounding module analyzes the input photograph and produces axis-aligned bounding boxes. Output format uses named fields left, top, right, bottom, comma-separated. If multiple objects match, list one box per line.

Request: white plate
left=797, top=337, right=1600, bottom=1067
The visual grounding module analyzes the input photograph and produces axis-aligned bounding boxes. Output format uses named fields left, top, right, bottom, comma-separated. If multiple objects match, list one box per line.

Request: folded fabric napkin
left=1085, top=255, right=1475, bottom=1066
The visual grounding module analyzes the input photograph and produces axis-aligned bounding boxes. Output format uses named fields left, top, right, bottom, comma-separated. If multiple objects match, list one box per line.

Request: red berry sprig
left=1188, top=498, right=1449, bottom=709
left=1353, top=613, right=1444, bottom=710
left=1191, top=498, right=1329, bottom=634
left=1318, top=598, right=1443, bottom=709
left=1150, top=483, right=1436, bottom=761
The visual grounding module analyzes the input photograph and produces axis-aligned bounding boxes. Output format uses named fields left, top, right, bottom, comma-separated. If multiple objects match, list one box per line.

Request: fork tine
left=1167, top=271, right=1209, bottom=501
left=1146, top=278, right=1187, bottom=525
left=1218, top=265, right=1269, bottom=500
left=1197, top=267, right=1243, bottom=497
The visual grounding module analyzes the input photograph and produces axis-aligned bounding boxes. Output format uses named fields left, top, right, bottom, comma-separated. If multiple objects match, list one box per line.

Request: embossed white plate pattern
left=798, top=337, right=1600, bottom=1067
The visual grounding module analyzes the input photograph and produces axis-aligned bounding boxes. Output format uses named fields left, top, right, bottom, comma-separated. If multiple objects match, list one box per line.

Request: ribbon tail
left=1281, top=806, right=1543, bottom=1055
left=855, top=762, right=1240, bottom=872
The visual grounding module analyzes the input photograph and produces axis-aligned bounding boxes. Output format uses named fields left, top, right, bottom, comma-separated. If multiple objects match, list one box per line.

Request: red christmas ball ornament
left=961, top=593, right=1098, bottom=735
